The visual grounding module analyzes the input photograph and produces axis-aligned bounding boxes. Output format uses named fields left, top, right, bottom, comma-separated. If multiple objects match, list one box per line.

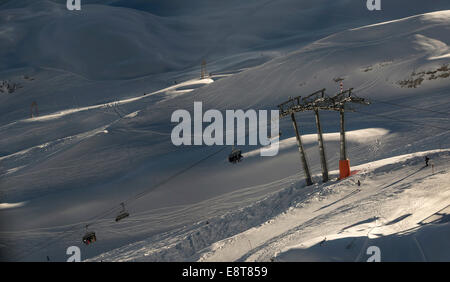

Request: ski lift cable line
left=13, top=192, right=125, bottom=260
left=369, top=98, right=450, bottom=116
left=14, top=224, right=82, bottom=261
left=79, top=138, right=247, bottom=226
left=113, top=146, right=229, bottom=212
left=84, top=145, right=230, bottom=226
left=17, top=180, right=135, bottom=261
left=14, top=106, right=261, bottom=260
left=11, top=106, right=258, bottom=259
left=14, top=200, right=127, bottom=262
left=14, top=145, right=230, bottom=261
left=352, top=110, right=450, bottom=132
left=14, top=202, right=122, bottom=261
left=81, top=130, right=249, bottom=226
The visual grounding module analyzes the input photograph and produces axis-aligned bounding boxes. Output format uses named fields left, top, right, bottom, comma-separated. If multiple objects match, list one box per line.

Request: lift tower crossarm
left=327, top=88, right=370, bottom=110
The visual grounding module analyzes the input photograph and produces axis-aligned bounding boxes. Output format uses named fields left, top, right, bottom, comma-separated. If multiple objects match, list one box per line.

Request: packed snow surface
left=0, top=1, right=449, bottom=261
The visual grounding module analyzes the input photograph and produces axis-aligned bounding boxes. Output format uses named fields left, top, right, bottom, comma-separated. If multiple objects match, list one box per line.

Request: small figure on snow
left=319, top=237, right=327, bottom=246
left=357, top=180, right=361, bottom=187
left=425, top=156, right=430, bottom=167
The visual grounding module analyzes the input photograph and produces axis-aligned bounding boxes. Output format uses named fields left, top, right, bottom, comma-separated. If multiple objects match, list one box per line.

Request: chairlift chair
left=82, top=225, right=97, bottom=245
left=115, top=203, right=130, bottom=222
left=228, top=146, right=243, bottom=164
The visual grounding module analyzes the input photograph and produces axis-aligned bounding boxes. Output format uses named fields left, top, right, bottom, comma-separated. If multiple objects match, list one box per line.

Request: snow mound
left=414, top=34, right=450, bottom=60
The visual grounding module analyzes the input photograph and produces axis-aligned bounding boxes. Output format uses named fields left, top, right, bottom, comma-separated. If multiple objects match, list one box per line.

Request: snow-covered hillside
left=1, top=0, right=450, bottom=121
left=0, top=1, right=449, bottom=262
left=91, top=149, right=449, bottom=262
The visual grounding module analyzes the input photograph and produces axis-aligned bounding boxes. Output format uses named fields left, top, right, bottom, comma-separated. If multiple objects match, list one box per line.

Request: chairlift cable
left=16, top=103, right=267, bottom=260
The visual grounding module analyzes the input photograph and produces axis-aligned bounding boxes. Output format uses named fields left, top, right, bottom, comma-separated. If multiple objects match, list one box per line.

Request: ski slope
left=0, top=2, right=450, bottom=262
left=199, top=150, right=450, bottom=262
left=84, top=149, right=450, bottom=261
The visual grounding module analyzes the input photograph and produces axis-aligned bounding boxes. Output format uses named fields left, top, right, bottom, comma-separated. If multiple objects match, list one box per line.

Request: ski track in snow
left=88, top=149, right=450, bottom=262
left=1, top=6, right=450, bottom=262
left=15, top=78, right=214, bottom=124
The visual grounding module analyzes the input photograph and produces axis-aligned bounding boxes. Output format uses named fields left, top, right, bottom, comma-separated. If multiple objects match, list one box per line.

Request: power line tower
left=201, top=60, right=207, bottom=79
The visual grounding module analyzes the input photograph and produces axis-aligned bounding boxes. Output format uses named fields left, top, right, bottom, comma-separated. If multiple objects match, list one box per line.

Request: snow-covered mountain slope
left=90, top=149, right=450, bottom=262
left=200, top=150, right=450, bottom=262
left=189, top=10, right=450, bottom=109
left=1, top=0, right=450, bottom=121
left=2, top=0, right=449, bottom=80
left=0, top=2, right=449, bottom=262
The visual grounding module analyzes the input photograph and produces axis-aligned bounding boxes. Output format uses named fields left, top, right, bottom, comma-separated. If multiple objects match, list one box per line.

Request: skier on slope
left=425, top=156, right=430, bottom=167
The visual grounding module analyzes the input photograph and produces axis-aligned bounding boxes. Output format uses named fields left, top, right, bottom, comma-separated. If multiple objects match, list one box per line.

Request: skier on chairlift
left=82, top=225, right=96, bottom=245
left=228, top=146, right=243, bottom=164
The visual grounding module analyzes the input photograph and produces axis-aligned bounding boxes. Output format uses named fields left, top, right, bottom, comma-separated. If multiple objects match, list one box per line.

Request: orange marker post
left=339, top=159, right=351, bottom=179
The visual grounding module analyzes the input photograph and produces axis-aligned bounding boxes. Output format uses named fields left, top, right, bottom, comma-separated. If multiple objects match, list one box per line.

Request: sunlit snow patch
left=0, top=202, right=27, bottom=210
left=413, top=34, right=450, bottom=60
left=245, top=128, right=390, bottom=158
